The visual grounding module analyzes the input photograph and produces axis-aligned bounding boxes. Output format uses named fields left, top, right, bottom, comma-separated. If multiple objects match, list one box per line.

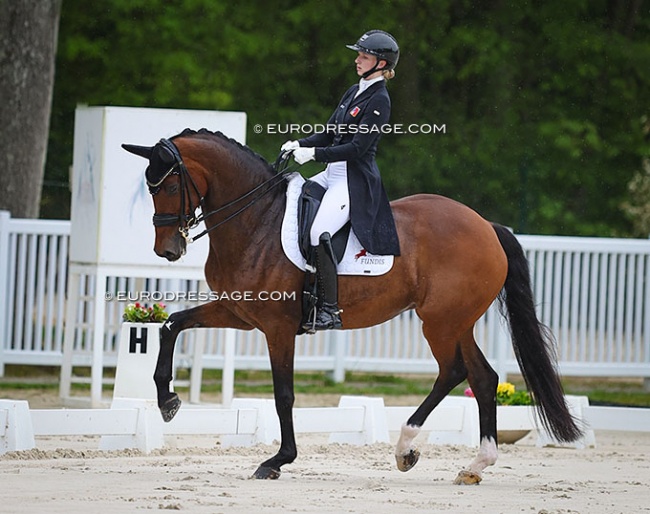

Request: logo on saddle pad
left=354, top=248, right=386, bottom=266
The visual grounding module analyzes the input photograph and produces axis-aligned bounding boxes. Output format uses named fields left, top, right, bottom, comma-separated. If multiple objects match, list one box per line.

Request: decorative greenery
left=122, top=302, right=169, bottom=323
left=496, top=382, right=533, bottom=406
left=464, top=382, right=533, bottom=406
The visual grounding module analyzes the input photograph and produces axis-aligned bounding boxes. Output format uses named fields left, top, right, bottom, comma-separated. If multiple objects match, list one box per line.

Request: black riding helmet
left=346, top=30, right=400, bottom=77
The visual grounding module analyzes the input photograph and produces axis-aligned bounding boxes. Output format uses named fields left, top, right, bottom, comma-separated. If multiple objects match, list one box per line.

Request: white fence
left=4, top=395, right=650, bottom=455
left=1, top=210, right=649, bottom=380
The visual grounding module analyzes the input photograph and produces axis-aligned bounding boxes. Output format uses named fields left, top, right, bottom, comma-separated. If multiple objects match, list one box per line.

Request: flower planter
left=496, top=405, right=536, bottom=444
left=496, top=429, right=531, bottom=444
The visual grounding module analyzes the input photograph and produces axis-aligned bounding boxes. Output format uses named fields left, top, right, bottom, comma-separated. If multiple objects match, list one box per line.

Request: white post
left=59, top=269, right=81, bottom=400
left=189, top=330, right=205, bottom=404
left=90, top=269, right=108, bottom=407
left=0, top=211, right=10, bottom=377
left=221, top=328, right=236, bottom=408
left=330, top=330, right=347, bottom=383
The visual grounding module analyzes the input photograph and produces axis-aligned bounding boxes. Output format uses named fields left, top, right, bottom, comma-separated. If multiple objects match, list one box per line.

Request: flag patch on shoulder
left=350, top=106, right=360, bottom=117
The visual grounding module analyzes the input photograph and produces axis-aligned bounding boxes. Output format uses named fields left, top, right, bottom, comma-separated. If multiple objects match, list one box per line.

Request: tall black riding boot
left=312, top=232, right=342, bottom=330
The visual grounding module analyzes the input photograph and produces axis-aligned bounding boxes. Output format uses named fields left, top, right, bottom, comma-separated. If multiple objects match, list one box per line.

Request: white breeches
left=309, top=161, right=351, bottom=246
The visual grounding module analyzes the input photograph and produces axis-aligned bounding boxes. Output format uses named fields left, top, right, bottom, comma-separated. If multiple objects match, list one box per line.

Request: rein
left=150, top=139, right=298, bottom=244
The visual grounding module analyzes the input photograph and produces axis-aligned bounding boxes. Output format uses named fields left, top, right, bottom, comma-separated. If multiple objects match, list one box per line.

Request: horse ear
left=122, top=143, right=153, bottom=159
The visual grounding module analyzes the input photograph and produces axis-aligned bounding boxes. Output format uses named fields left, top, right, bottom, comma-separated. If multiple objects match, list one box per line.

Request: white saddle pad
left=281, top=173, right=394, bottom=276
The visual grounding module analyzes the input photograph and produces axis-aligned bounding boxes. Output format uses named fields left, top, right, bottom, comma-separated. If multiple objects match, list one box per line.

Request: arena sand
left=0, top=391, right=648, bottom=513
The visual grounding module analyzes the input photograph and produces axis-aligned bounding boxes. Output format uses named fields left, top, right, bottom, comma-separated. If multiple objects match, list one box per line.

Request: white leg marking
left=466, top=436, right=498, bottom=475
left=395, top=423, right=421, bottom=457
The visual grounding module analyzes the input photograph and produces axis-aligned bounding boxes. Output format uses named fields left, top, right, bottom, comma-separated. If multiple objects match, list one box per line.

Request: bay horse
left=122, top=129, right=582, bottom=484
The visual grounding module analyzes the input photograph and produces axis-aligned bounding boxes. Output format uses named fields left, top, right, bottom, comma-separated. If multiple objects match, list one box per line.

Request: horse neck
left=201, top=145, right=285, bottom=258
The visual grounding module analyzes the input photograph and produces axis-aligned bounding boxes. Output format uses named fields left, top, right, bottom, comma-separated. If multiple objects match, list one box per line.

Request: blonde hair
left=382, top=69, right=395, bottom=80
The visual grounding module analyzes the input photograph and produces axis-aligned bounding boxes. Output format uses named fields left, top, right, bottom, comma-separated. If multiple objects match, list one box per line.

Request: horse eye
left=165, top=183, right=179, bottom=195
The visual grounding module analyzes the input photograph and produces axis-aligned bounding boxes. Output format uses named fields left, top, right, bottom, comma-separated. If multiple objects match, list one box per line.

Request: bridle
left=148, top=138, right=297, bottom=244
left=148, top=139, right=202, bottom=235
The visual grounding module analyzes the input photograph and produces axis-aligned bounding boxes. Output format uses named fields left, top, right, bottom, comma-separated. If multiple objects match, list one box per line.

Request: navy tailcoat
left=299, top=80, right=400, bottom=256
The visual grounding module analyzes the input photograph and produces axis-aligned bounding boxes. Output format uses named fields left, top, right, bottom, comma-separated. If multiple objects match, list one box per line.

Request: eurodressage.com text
left=105, top=291, right=297, bottom=302
left=256, top=123, right=447, bottom=135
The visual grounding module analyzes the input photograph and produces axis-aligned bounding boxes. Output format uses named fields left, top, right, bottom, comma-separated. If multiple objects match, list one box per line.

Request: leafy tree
left=43, top=0, right=650, bottom=238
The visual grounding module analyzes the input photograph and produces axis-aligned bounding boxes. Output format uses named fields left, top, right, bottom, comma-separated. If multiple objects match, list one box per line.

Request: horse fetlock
left=278, top=449, right=298, bottom=464
left=458, top=436, right=497, bottom=483
left=476, top=436, right=498, bottom=467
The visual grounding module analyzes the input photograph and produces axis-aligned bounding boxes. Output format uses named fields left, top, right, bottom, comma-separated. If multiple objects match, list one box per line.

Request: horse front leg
left=154, top=302, right=252, bottom=422
left=253, top=334, right=297, bottom=479
left=155, top=317, right=183, bottom=421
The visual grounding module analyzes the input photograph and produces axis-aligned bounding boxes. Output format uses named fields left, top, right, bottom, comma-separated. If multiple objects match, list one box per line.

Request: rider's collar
left=356, top=75, right=384, bottom=97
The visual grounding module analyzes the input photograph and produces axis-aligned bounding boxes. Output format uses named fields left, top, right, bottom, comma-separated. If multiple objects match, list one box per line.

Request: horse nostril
left=164, top=250, right=179, bottom=261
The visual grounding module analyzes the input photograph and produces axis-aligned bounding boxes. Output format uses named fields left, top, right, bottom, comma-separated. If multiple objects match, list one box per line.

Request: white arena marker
left=113, top=322, right=166, bottom=401
left=0, top=400, right=36, bottom=454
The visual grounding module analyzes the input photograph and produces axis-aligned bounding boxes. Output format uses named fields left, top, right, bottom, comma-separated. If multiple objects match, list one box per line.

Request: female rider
left=282, top=30, right=401, bottom=331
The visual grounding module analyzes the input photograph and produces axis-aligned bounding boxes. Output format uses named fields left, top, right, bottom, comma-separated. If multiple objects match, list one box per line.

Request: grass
left=191, top=369, right=650, bottom=407
left=1, top=366, right=649, bottom=407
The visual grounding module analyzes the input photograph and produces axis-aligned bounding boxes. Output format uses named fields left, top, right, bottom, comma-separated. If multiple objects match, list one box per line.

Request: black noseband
left=150, top=138, right=203, bottom=237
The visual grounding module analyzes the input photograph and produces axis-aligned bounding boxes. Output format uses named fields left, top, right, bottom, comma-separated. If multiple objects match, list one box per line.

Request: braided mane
left=172, top=128, right=275, bottom=176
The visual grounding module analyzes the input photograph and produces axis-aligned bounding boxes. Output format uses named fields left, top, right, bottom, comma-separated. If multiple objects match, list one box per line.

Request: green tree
left=44, top=0, right=650, bottom=239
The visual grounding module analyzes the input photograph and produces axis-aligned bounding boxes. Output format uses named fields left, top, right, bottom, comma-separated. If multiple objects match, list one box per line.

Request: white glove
left=281, top=140, right=300, bottom=152
left=293, top=147, right=315, bottom=165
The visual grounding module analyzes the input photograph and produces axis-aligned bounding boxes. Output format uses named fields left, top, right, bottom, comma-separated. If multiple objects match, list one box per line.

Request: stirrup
left=311, top=304, right=343, bottom=331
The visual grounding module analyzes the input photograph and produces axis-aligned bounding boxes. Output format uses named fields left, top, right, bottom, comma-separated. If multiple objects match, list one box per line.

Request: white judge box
left=60, top=106, right=247, bottom=406
left=68, top=105, right=246, bottom=268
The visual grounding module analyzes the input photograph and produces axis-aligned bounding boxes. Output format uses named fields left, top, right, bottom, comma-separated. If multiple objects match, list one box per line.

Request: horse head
left=122, top=138, right=207, bottom=261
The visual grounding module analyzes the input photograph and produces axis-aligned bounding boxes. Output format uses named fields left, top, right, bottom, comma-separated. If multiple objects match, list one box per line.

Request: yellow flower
left=497, top=382, right=515, bottom=397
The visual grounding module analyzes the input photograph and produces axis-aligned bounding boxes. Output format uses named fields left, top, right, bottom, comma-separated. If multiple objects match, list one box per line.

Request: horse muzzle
left=154, top=230, right=187, bottom=262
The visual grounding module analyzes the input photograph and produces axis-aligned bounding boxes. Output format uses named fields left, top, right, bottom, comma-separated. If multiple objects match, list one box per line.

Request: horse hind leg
left=453, top=329, right=499, bottom=485
left=395, top=324, right=468, bottom=472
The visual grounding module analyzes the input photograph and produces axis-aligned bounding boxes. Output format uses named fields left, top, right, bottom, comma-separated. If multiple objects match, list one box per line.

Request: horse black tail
left=492, top=223, right=583, bottom=443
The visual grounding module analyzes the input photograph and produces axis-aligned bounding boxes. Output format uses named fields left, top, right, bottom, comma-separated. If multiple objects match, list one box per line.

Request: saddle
left=297, top=179, right=351, bottom=334
left=297, top=179, right=351, bottom=263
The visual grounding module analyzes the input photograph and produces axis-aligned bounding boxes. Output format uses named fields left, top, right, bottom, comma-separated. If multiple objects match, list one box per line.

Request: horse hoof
left=252, top=466, right=281, bottom=480
left=396, top=448, right=420, bottom=472
left=453, top=470, right=482, bottom=485
left=160, top=394, right=181, bottom=422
